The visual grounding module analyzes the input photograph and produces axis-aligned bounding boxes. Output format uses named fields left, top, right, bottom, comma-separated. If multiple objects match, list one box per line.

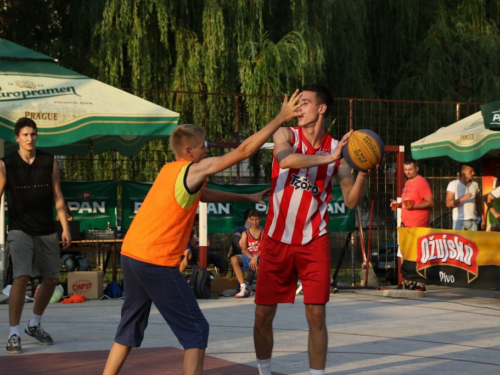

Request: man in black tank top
left=1, top=118, right=72, bottom=354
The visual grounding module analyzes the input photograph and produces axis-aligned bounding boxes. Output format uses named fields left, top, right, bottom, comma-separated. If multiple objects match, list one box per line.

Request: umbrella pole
left=113, top=151, right=117, bottom=180
left=0, top=139, right=4, bottom=289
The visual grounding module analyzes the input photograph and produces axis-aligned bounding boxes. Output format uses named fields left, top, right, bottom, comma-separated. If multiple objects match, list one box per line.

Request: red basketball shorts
left=255, top=234, right=331, bottom=305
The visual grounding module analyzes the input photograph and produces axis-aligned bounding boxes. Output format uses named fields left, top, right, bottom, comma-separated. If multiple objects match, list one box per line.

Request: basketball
left=342, top=129, right=385, bottom=172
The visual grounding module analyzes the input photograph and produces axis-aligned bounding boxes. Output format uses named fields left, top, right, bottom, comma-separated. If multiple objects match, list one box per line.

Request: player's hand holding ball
left=342, top=129, right=385, bottom=172
left=331, top=130, right=353, bottom=162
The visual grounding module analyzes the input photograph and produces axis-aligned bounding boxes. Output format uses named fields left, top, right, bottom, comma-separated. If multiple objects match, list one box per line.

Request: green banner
left=205, top=183, right=270, bottom=234
left=205, top=182, right=355, bottom=234
left=61, top=180, right=117, bottom=232
left=121, top=181, right=152, bottom=231
left=120, top=181, right=355, bottom=234
left=480, top=100, right=500, bottom=130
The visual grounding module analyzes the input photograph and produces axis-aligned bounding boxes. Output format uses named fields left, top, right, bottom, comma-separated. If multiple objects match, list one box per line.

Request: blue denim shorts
left=453, top=220, right=478, bottom=231
left=114, top=255, right=209, bottom=349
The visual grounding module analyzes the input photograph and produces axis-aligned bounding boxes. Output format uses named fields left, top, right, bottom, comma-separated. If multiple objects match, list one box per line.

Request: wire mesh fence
left=56, top=89, right=484, bottom=285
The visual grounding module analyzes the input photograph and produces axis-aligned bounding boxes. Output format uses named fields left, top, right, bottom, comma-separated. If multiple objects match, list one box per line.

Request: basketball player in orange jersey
left=103, top=90, right=303, bottom=375
left=253, top=84, right=371, bottom=375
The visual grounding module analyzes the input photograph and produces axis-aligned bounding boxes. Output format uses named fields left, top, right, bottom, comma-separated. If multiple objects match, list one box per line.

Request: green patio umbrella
left=0, top=39, right=179, bottom=156
left=0, top=39, right=180, bottom=287
left=411, top=111, right=500, bottom=162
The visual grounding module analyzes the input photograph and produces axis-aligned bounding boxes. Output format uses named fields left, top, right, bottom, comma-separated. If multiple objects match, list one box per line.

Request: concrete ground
left=1, top=285, right=500, bottom=374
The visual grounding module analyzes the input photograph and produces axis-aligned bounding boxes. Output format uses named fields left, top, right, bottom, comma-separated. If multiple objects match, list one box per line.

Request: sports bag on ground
left=189, top=266, right=211, bottom=299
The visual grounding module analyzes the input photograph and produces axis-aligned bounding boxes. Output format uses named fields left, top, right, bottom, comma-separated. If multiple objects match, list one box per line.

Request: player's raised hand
left=247, top=188, right=271, bottom=205
left=277, top=89, right=303, bottom=123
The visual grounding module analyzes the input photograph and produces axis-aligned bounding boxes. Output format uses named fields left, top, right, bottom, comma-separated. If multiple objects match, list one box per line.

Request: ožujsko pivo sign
left=398, top=227, right=500, bottom=290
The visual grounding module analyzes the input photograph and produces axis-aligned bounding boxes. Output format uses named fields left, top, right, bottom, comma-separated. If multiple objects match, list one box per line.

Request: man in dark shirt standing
left=1, top=118, right=72, bottom=354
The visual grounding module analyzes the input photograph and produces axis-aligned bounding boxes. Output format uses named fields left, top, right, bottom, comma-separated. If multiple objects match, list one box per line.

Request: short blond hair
left=170, top=124, right=206, bottom=156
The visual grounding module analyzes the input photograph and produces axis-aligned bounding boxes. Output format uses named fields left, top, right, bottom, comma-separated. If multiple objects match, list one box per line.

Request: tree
left=2, top=0, right=500, bottom=181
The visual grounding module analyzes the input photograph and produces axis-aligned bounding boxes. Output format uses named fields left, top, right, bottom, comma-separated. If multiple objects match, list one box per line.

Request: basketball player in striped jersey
left=253, top=84, right=369, bottom=375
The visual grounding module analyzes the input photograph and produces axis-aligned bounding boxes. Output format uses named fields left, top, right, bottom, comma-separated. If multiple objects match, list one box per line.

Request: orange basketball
left=342, top=129, right=385, bottom=172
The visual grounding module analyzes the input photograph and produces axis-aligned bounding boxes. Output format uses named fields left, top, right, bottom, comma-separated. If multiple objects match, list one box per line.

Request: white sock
left=9, top=325, right=20, bottom=338
left=29, top=313, right=42, bottom=327
left=310, top=369, right=325, bottom=375
left=240, top=283, right=246, bottom=290
left=257, top=358, right=272, bottom=375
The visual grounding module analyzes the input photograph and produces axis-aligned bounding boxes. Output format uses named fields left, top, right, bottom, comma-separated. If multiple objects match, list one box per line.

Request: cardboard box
left=211, top=277, right=238, bottom=296
left=67, top=271, right=103, bottom=300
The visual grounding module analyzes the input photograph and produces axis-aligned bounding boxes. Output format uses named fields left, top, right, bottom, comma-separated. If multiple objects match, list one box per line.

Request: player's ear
left=318, top=104, right=327, bottom=115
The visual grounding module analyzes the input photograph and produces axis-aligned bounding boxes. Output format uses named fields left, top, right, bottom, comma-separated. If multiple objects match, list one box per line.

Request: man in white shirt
left=445, top=164, right=483, bottom=230
left=485, top=184, right=500, bottom=231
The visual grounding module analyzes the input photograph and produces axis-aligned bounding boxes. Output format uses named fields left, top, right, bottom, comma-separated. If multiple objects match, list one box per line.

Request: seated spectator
left=230, top=210, right=263, bottom=298
left=231, top=209, right=251, bottom=256
left=182, top=226, right=228, bottom=276
left=230, top=209, right=257, bottom=286
left=179, top=229, right=197, bottom=273
left=179, top=246, right=193, bottom=273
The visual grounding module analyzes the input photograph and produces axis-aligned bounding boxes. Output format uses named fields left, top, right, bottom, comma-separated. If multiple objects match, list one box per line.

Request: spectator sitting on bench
left=230, top=210, right=263, bottom=298
left=231, top=209, right=251, bottom=251
left=179, top=244, right=192, bottom=273
left=179, top=229, right=196, bottom=273
left=181, top=225, right=228, bottom=276
left=231, top=209, right=257, bottom=286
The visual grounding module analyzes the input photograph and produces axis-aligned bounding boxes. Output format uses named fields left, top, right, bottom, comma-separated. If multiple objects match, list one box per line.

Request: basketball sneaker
left=6, top=334, right=22, bottom=354
left=25, top=323, right=54, bottom=345
left=235, top=286, right=250, bottom=298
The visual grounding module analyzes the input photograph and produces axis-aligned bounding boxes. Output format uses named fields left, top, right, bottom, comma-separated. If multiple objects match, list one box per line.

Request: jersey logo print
left=290, top=174, right=319, bottom=195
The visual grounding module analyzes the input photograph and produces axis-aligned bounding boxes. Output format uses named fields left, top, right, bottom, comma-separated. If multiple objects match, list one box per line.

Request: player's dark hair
left=301, top=83, right=334, bottom=117
left=15, top=117, right=37, bottom=136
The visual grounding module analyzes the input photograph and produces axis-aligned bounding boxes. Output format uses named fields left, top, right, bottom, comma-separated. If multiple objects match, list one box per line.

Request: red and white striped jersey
left=265, top=127, right=340, bottom=245
left=245, top=228, right=263, bottom=255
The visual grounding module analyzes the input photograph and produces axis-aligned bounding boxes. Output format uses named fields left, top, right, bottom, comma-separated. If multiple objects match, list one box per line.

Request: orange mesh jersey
left=121, top=160, right=203, bottom=267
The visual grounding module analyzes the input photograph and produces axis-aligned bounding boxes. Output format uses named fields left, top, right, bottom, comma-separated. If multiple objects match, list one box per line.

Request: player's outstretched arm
left=187, top=90, right=302, bottom=188
left=274, top=130, right=352, bottom=170
left=201, top=187, right=270, bottom=204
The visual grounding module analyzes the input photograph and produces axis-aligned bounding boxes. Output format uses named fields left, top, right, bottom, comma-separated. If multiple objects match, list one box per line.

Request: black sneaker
left=396, top=281, right=409, bottom=290
left=25, top=323, right=54, bottom=345
left=6, top=334, right=22, bottom=354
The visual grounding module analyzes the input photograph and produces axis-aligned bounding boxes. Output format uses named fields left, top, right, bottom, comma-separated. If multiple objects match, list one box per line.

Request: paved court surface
left=1, top=285, right=500, bottom=374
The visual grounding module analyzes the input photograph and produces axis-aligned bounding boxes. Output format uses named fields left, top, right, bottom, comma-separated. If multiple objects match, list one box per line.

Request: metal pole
left=349, top=99, right=353, bottom=130
left=0, top=139, right=4, bottom=290
left=396, top=146, right=405, bottom=285
left=113, top=150, right=117, bottom=181
left=198, top=202, right=208, bottom=268
left=235, top=95, right=241, bottom=182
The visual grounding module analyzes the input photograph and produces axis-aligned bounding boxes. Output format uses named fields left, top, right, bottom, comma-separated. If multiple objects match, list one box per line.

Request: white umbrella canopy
left=411, top=111, right=500, bottom=162
left=0, top=39, right=179, bottom=156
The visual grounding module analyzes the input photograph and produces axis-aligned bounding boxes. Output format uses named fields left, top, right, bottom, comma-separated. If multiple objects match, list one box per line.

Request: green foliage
left=2, top=0, right=500, bottom=182
left=394, top=0, right=500, bottom=102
